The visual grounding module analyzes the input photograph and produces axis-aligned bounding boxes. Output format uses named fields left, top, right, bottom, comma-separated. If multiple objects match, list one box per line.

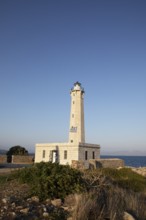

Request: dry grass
left=72, top=187, right=146, bottom=220
left=72, top=170, right=146, bottom=220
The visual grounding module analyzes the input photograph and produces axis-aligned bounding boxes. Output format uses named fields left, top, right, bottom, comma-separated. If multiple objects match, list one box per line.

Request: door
left=52, top=150, right=57, bottom=163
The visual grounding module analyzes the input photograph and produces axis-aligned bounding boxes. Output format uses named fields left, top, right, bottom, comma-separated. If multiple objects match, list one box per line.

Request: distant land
left=0, top=149, right=7, bottom=155
left=101, top=150, right=146, bottom=156
left=0, top=149, right=35, bottom=156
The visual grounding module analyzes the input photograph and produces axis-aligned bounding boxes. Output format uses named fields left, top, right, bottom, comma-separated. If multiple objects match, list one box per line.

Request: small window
left=64, top=150, right=67, bottom=159
left=92, top=151, right=95, bottom=159
left=85, top=151, right=88, bottom=160
left=72, top=114, right=74, bottom=118
left=42, top=150, right=45, bottom=158
left=73, top=101, right=75, bottom=104
left=71, top=140, right=73, bottom=143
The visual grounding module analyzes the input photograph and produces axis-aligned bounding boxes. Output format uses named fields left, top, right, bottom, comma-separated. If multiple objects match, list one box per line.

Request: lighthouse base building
left=35, top=142, right=100, bottom=169
left=35, top=82, right=100, bottom=168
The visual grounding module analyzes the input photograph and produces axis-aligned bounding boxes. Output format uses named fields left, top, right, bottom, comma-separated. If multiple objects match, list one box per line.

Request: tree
left=7, top=145, right=28, bottom=156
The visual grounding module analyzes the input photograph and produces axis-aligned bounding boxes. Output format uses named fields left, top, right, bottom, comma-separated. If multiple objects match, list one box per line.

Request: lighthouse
left=35, top=82, right=100, bottom=168
left=69, top=82, right=85, bottom=144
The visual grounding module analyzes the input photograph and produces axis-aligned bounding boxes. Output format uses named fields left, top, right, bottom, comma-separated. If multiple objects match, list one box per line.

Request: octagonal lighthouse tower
left=69, top=82, right=85, bottom=144
left=35, top=81, right=100, bottom=168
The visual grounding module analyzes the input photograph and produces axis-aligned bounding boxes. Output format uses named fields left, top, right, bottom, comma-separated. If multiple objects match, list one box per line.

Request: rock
left=43, top=212, right=49, bottom=217
left=131, top=167, right=146, bottom=177
left=123, top=212, right=136, bottom=220
left=3, top=206, right=7, bottom=210
left=11, top=202, right=16, bottom=207
left=31, top=196, right=39, bottom=203
left=51, top=199, right=62, bottom=207
left=45, top=198, right=51, bottom=204
left=16, top=205, right=23, bottom=210
left=27, top=198, right=32, bottom=202
left=2, top=198, right=8, bottom=204
left=62, top=206, right=69, bottom=211
left=43, top=206, right=47, bottom=212
left=20, top=207, right=29, bottom=214
left=10, top=212, right=16, bottom=218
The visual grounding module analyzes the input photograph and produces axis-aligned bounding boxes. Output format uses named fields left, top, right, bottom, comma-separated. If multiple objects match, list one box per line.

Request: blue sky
left=0, top=0, right=146, bottom=155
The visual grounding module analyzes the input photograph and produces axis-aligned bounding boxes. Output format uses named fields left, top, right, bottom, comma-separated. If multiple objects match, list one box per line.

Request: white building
left=35, top=82, right=100, bottom=168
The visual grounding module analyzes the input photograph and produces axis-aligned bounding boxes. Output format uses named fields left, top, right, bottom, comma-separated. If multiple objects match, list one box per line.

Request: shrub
left=15, top=162, right=84, bottom=200
left=7, top=145, right=28, bottom=156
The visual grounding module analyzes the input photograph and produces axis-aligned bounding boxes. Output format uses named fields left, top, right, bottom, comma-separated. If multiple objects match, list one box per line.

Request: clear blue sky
left=0, top=0, right=146, bottom=155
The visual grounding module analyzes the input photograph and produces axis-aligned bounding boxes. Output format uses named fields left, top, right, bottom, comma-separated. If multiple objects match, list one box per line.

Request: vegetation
left=100, top=167, right=146, bottom=192
left=0, top=174, right=11, bottom=184
left=73, top=168, right=146, bottom=220
left=7, top=145, right=28, bottom=156
left=14, top=162, right=84, bottom=200
left=1, top=164, right=146, bottom=219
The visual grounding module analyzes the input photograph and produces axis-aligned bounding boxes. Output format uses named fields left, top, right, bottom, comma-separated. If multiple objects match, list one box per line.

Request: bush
left=7, top=145, right=28, bottom=156
left=15, top=162, right=84, bottom=200
left=100, top=168, right=146, bottom=192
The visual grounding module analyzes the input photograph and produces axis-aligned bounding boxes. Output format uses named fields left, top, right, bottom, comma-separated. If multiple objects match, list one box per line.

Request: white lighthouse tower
left=69, top=82, right=85, bottom=144
left=35, top=82, right=100, bottom=168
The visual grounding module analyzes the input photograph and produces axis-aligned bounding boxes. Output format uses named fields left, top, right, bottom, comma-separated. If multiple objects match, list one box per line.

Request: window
left=73, top=101, right=75, bottom=104
left=72, top=114, right=74, bottom=118
left=71, top=140, right=73, bottom=143
left=92, top=151, right=95, bottom=159
left=85, top=151, right=88, bottom=160
left=64, top=150, right=67, bottom=159
left=42, top=150, right=45, bottom=158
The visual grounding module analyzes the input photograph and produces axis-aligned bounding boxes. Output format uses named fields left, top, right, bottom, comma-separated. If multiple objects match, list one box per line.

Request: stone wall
left=0, top=155, right=7, bottom=163
left=71, top=160, right=84, bottom=170
left=12, top=155, right=34, bottom=164
left=89, top=158, right=124, bottom=169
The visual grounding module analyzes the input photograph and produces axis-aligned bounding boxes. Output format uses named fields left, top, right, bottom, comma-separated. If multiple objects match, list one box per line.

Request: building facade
left=35, top=82, right=100, bottom=168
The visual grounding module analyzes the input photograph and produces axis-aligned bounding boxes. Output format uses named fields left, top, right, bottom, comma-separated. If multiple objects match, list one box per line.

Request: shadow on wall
left=7, top=155, right=12, bottom=163
left=89, top=159, right=125, bottom=169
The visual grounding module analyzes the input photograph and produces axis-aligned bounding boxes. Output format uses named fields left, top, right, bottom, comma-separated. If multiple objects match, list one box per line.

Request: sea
left=101, top=155, right=146, bottom=167
left=0, top=155, right=146, bottom=168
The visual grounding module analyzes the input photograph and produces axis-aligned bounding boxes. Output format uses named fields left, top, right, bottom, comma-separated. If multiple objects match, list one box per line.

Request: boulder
left=51, top=199, right=62, bottom=207
left=123, top=212, right=136, bottom=220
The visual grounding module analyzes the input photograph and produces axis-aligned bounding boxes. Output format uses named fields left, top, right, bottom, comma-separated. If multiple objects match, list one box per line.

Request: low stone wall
left=71, top=160, right=84, bottom=170
left=0, top=155, right=7, bottom=163
left=89, top=158, right=124, bottom=169
left=12, top=155, right=34, bottom=164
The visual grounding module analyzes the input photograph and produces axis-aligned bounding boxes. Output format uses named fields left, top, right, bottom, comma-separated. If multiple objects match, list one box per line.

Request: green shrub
left=14, top=162, right=84, bottom=200
left=101, top=168, right=146, bottom=192
left=11, top=165, right=146, bottom=204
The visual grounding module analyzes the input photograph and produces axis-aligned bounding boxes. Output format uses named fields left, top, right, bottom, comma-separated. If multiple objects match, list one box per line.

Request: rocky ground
left=131, top=167, right=146, bottom=177
left=0, top=173, right=73, bottom=220
left=0, top=179, right=135, bottom=220
left=0, top=167, right=145, bottom=220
